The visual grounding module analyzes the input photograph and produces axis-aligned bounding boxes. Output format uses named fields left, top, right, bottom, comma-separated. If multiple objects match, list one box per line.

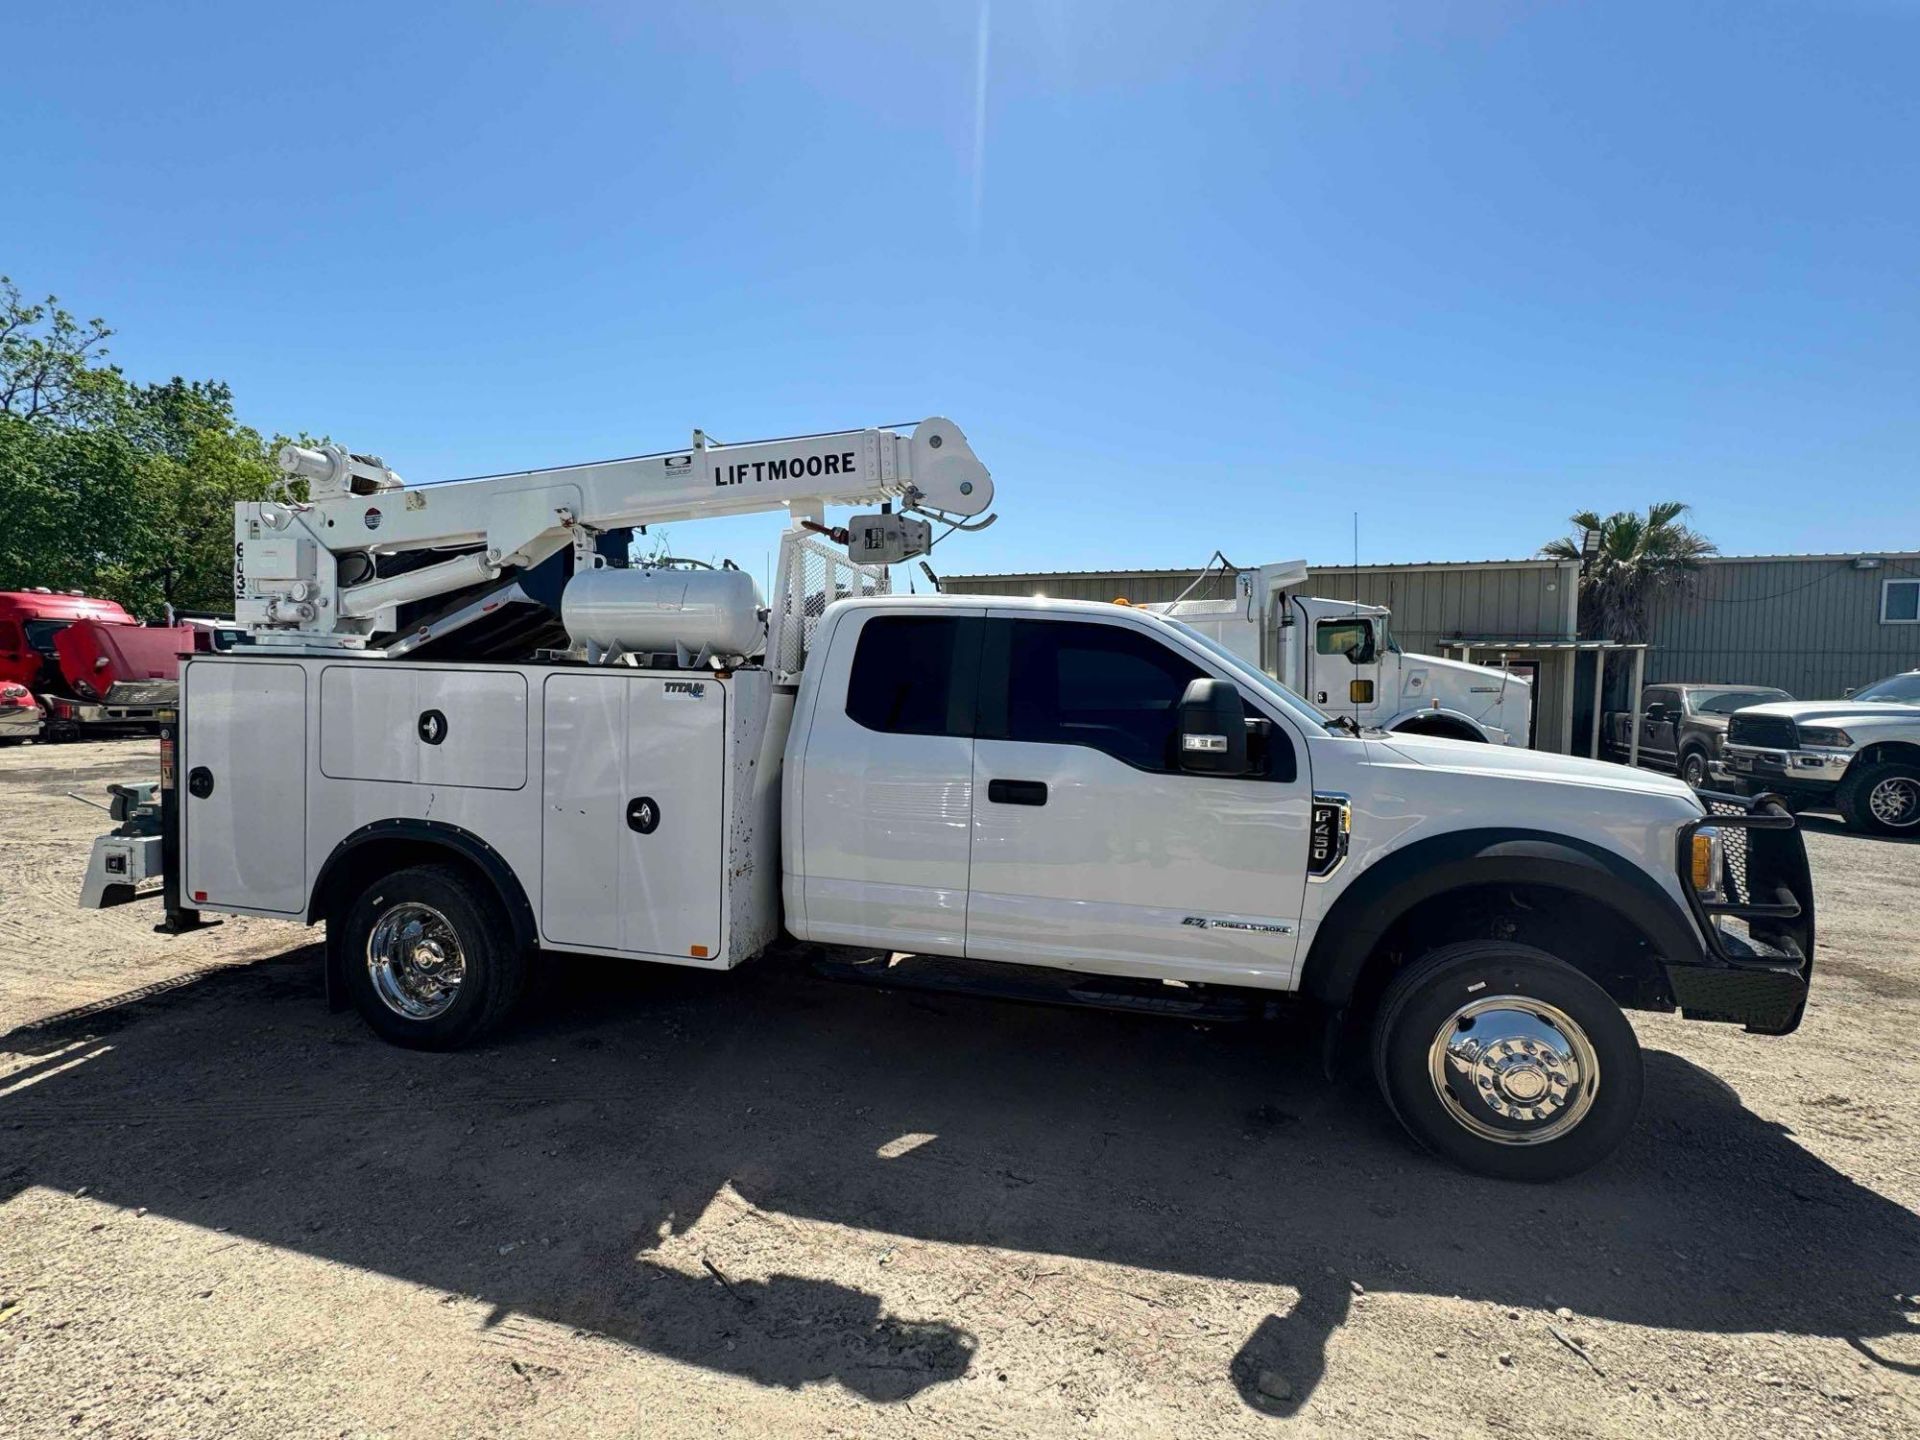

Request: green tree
left=1542, top=502, right=1717, bottom=641
left=0, top=276, right=119, bottom=426
left=0, top=276, right=294, bottom=618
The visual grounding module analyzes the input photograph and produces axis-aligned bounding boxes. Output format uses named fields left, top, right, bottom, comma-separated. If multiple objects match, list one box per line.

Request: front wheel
left=334, top=864, right=527, bottom=1050
left=1370, top=941, right=1643, bottom=1182
left=1837, top=761, right=1920, bottom=836
left=1679, top=747, right=1711, bottom=788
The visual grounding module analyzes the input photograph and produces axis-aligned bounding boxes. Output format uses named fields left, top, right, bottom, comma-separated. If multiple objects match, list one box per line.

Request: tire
left=1370, top=941, right=1643, bottom=1182
left=1678, top=746, right=1711, bottom=788
left=1836, top=761, right=1920, bottom=836
left=334, top=863, right=527, bottom=1050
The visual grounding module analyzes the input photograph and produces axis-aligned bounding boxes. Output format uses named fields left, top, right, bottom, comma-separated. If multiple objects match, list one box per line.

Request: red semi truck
left=0, top=590, right=196, bottom=742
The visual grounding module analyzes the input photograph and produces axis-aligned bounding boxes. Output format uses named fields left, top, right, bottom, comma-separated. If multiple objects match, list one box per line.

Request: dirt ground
left=2, top=738, right=1917, bottom=1439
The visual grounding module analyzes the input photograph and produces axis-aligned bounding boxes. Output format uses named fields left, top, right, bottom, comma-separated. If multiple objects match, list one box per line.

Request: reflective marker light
left=1689, top=828, right=1724, bottom=900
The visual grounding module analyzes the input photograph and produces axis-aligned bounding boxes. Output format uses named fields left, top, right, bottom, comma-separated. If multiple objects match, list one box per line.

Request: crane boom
left=234, top=416, right=993, bottom=652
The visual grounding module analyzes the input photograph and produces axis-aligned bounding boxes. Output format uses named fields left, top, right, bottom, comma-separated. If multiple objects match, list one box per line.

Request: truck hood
left=1371, top=732, right=1697, bottom=803
left=1735, top=699, right=1920, bottom=731
left=1403, top=650, right=1532, bottom=693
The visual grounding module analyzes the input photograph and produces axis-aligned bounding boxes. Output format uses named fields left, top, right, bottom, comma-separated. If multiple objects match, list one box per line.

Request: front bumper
left=1670, top=791, right=1815, bottom=1035
left=1721, top=742, right=1851, bottom=791
left=0, top=705, right=41, bottom=739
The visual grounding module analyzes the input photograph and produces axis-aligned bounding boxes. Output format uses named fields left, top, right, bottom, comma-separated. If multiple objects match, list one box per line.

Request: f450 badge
left=1308, top=794, right=1351, bottom=880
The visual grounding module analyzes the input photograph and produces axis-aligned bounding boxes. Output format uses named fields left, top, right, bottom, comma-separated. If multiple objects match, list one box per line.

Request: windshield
left=1156, top=615, right=1346, bottom=733
left=1691, top=688, right=1791, bottom=715
left=1852, top=672, right=1920, bottom=704
left=22, top=619, right=68, bottom=656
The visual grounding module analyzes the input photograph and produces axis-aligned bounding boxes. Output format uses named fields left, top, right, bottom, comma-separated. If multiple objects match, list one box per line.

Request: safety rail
left=1675, top=790, right=1814, bottom=967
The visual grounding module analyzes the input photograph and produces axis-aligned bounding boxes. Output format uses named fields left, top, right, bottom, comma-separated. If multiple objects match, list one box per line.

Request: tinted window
left=1316, top=619, right=1370, bottom=658
left=1007, top=620, right=1205, bottom=771
left=845, top=615, right=976, bottom=736
left=1692, top=688, right=1790, bottom=715
left=1884, top=580, right=1919, bottom=622
left=1854, top=672, right=1920, bottom=704
left=23, top=620, right=67, bottom=655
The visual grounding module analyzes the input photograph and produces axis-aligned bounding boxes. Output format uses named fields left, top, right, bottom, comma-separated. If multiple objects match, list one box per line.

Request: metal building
left=1642, top=552, right=1920, bottom=699
left=945, top=548, right=1920, bottom=753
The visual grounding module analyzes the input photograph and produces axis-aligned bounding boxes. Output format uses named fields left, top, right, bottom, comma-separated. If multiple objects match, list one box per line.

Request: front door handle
left=987, top=779, right=1048, bottom=806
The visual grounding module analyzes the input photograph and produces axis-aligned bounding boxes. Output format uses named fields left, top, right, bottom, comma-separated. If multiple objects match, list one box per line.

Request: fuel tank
left=561, top=566, right=765, bottom=658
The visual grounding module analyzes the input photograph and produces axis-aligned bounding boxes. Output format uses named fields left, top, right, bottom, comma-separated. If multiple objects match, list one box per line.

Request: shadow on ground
left=1795, top=813, right=1920, bottom=846
left=5, top=946, right=1918, bottom=1411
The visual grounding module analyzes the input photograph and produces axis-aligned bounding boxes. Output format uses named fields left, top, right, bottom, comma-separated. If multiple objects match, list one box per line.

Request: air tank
left=561, top=566, right=765, bottom=658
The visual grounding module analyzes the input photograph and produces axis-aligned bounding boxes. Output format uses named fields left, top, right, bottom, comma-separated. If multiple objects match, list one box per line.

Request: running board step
left=807, top=950, right=1268, bottom=1023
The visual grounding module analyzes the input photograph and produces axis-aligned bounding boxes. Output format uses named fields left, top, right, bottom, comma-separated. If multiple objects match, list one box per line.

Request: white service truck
left=1144, top=559, right=1533, bottom=746
left=81, top=416, right=1815, bottom=1181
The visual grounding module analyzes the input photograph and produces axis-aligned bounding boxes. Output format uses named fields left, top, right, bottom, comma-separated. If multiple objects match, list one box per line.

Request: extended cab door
left=966, top=613, right=1309, bottom=984
left=794, top=607, right=984, bottom=953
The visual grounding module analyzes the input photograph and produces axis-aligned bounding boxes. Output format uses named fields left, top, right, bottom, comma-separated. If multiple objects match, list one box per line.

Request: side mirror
left=1176, top=678, right=1249, bottom=775
left=1844, top=686, right=1857, bottom=698
left=1343, top=632, right=1377, bottom=666
left=1643, top=702, right=1666, bottom=721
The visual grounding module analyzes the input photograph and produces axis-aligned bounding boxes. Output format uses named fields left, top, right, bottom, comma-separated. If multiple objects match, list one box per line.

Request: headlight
left=1797, top=726, right=1852, bottom=748
left=1689, top=827, right=1725, bottom=902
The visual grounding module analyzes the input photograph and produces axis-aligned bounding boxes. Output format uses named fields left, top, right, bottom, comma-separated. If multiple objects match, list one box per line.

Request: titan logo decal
left=1181, top=917, right=1294, bottom=935
left=714, top=451, right=858, bottom=487
left=664, top=680, right=706, bottom=699
left=1308, top=795, right=1351, bottom=880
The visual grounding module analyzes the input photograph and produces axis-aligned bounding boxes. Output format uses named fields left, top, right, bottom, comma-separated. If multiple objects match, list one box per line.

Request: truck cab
left=0, top=589, right=137, bottom=694
left=1154, top=573, right=1533, bottom=746
left=0, top=590, right=187, bottom=741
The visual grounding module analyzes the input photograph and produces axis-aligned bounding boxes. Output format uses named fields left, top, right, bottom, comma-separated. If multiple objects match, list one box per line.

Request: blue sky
left=5, top=2, right=1915, bottom=581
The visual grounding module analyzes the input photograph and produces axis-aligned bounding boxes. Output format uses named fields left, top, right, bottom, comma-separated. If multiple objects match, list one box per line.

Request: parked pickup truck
left=77, top=416, right=1818, bottom=1182
left=1604, top=683, right=1792, bottom=788
left=89, top=591, right=1819, bottom=1181
left=1723, top=669, right=1920, bottom=834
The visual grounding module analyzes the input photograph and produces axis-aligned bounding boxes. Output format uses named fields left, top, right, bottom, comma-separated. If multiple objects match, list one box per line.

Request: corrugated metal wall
left=941, top=569, right=1241, bottom=603
left=944, top=563, right=1575, bottom=643
left=1645, top=555, right=1920, bottom=699
left=1297, top=564, right=1575, bottom=650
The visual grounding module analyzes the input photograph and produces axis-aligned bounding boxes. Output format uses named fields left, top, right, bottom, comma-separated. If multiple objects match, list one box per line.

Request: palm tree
left=1542, top=502, right=1717, bottom=641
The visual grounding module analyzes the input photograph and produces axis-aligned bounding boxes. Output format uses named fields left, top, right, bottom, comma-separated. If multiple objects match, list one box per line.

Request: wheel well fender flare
left=1383, top=707, right=1490, bottom=740
left=1854, top=739, right=1920, bottom=773
left=307, top=819, right=538, bottom=952
left=1297, top=828, right=1700, bottom=1009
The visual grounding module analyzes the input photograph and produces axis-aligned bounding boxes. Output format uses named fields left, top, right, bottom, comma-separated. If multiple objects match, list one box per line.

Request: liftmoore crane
left=238, top=416, right=994, bottom=664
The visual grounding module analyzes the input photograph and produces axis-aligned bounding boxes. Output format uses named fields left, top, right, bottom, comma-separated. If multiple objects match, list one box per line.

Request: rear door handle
left=987, top=779, right=1048, bottom=806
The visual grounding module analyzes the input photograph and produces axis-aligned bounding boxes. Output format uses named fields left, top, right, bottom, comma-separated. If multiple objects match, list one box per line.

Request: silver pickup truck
left=1723, top=669, right=1920, bottom=834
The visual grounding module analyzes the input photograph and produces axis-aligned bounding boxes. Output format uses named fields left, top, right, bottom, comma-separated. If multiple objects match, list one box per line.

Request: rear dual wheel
left=334, top=864, right=527, bottom=1049
left=1371, top=942, right=1643, bottom=1182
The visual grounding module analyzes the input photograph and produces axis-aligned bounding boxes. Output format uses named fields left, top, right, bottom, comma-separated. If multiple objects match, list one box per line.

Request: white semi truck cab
left=81, top=416, right=1815, bottom=1182
left=1146, top=560, right=1533, bottom=746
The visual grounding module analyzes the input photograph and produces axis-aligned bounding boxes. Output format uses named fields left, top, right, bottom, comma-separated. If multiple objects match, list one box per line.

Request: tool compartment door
left=540, top=674, right=725, bottom=959
left=320, top=666, right=527, bottom=790
left=183, top=660, right=308, bottom=914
